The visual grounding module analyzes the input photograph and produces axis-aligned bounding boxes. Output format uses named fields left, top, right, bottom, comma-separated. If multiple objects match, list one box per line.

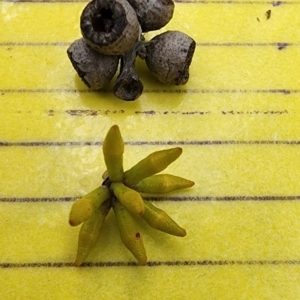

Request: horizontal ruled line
left=147, top=195, right=300, bottom=202
left=0, top=197, right=76, bottom=203
left=0, top=141, right=103, bottom=147
left=176, top=0, right=296, bottom=4
left=176, top=0, right=297, bottom=4
left=61, top=109, right=287, bottom=116
left=2, top=0, right=300, bottom=5
left=2, top=195, right=300, bottom=203
left=1, top=260, right=300, bottom=268
left=1, top=140, right=300, bottom=147
left=0, top=42, right=296, bottom=48
left=0, top=88, right=296, bottom=94
left=0, top=109, right=289, bottom=117
left=0, top=42, right=71, bottom=47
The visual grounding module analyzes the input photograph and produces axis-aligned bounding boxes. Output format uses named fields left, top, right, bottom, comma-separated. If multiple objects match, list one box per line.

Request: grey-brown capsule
left=113, top=43, right=143, bottom=101
left=145, top=31, right=196, bottom=85
left=67, top=38, right=119, bottom=90
left=127, top=0, right=174, bottom=32
left=80, top=0, right=140, bottom=55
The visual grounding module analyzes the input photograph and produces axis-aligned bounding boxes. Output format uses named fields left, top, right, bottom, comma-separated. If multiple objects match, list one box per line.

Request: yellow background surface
left=1, top=0, right=300, bottom=299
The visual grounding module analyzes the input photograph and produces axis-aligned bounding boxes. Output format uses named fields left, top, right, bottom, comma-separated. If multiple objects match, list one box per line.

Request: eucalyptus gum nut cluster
left=68, top=0, right=196, bottom=100
left=127, top=0, right=174, bottom=32
left=67, top=39, right=119, bottom=90
left=69, top=125, right=194, bottom=266
left=145, top=31, right=196, bottom=85
left=80, top=0, right=140, bottom=55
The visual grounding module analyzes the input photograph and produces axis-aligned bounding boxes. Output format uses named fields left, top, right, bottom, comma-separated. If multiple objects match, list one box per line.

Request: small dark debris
left=266, top=10, right=271, bottom=20
left=277, top=42, right=289, bottom=50
left=272, top=1, right=282, bottom=6
left=48, top=110, right=54, bottom=116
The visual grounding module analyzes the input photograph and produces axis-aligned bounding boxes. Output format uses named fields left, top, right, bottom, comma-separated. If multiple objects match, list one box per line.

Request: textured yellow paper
left=1, top=0, right=300, bottom=299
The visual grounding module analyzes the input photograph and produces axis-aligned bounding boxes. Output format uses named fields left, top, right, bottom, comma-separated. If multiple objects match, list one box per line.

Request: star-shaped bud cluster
left=69, top=125, right=194, bottom=266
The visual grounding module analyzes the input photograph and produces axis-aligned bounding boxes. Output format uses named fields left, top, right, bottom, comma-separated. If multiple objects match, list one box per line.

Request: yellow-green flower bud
left=75, top=200, right=111, bottom=266
left=69, top=186, right=111, bottom=226
left=124, top=147, right=182, bottom=185
left=103, top=125, right=124, bottom=182
left=132, top=174, right=194, bottom=194
left=113, top=199, right=147, bottom=265
left=111, top=182, right=145, bottom=215
left=142, top=200, right=186, bottom=237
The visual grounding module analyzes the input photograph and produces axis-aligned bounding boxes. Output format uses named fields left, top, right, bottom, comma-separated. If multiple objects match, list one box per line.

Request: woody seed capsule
left=145, top=31, right=196, bottom=85
left=80, top=0, right=140, bottom=55
left=67, top=38, right=119, bottom=90
left=127, top=0, right=174, bottom=32
left=113, top=42, right=144, bottom=101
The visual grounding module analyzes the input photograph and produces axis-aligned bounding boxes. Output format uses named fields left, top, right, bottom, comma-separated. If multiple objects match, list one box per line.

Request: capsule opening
left=92, top=8, right=114, bottom=33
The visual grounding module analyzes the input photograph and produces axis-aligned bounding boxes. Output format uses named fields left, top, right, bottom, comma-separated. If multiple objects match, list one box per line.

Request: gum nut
left=67, top=38, right=119, bottom=90
left=80, top=0, right=140, bottom=55
left=127, top=0, right=174, bottom=32
left=113, top=69, right=144, bottom=101
left=145, top=31, right=196, bottom=85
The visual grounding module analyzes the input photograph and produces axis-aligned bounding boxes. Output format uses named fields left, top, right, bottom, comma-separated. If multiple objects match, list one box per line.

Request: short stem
left=102, top=177, right=112, bottom=188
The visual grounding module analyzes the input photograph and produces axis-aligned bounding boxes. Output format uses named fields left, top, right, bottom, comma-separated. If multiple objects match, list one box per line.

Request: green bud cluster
left=69, top=125, right=194, bottom=266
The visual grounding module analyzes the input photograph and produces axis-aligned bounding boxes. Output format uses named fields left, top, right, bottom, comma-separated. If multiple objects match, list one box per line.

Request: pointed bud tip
left=110, top=124, right=119, bottom=131
left=135, top=250, right=147, bottom=266
left=171, top=147, right=182, bottom=155
left=69, top=219, right=79, bottom=226
left=174, top=147, right=183, bottom=158
left=105, top=124, right=121, bottom=140
left=74, top=259, right=83, bottom=267
left=108, top=125, right=121, bottom=136
left=179, top=229, right=187, bottom=237
left=138, top=258, right=147, bottom=266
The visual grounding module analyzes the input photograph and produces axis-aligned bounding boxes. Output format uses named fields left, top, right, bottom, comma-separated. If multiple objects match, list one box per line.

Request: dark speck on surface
left=277, top=42, right=289, bottom=50
left=272, top=1, right=282, bottom=6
